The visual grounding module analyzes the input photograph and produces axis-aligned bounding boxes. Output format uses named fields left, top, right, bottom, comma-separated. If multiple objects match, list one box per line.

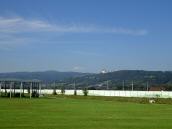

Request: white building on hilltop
left=101, top=69, right=107, bottom=74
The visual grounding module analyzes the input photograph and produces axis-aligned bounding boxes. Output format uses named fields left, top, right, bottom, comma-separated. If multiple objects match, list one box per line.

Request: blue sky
left=0, top=0, right=172, bottom=73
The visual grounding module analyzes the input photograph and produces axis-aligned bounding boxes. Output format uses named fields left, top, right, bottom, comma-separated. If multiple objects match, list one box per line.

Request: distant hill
left=1, top=70, right=172, bottom=90
left=64, top=70, right=172, bottom=90
left=0, top=71, right=89, bottom=82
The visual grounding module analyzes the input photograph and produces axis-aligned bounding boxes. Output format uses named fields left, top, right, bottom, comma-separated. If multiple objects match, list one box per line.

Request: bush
left=52, top=88, right=57, bottom=95
left=83, top=88, right=88, bottom=96
left=61, top=87, right=65, bottom=95
left=14, top=93, right=20, bottom=97
left=32, top=91, right=39, bottom=98
left=74, top=90, right=77, bottom=96
left=7, top=92, right=10, bottom=97
left=155, top=94, right=161, bottom=98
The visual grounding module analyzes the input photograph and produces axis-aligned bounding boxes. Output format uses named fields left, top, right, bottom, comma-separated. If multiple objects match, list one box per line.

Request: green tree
left=61, top=86, right=65, bottom=95
left=83, top=88, right=88, bottom=96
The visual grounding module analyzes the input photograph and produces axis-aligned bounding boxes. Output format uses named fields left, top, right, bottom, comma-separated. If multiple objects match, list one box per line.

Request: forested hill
left=0, top=71, right=89, bottom=82
left=64, top=70, right=172, bottom=89
left=1, top=70, right=172, bottom=89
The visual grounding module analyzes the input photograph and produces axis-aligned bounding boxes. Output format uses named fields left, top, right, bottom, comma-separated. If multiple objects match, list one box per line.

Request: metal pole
left=107, top=80, right=109, bottom=90
left=32, top=82, right=34, bottom=94
left=5, top=83, right=7, bottom=96
left=20, top=82, right=23, bottom=98
left=74, top=81, right=76, bottom=90
left=39, top=82, right=41, bottom=96
left=123, top=80, right=125, bottom=91
left=146, top=81, right=149, bottom=91
left=38, top=83, right=40, bottom=96
left=0, top=82, right=1, bottom=97
left=30, top=82, right=32, bottom=99
left=54, top=82, right=56, bottom=93
left=23, top=82, right=24, bottom=95
left=131, top=81, right=134, bottom=91
left=74, top=81, right=76, bottom=95
left=37, top=83, right=39, bottom=94
left=10, top=82, right=12, bottom=99
left=14, top=83, right=15, bottom=96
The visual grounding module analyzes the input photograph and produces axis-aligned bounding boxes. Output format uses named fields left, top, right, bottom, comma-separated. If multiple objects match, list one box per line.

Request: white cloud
left=0, top=16, right=148, bottom=49
left=0, top=16, right=96, bottom=33
left=110, top=28, right=147, bottom=36
left=73, top=66, right=84, bottom=71
left=71, top=50, right=101, bottom=57
left=0, top=16, right=148, bottom=35
left=0, top=17, right=55, bottom=33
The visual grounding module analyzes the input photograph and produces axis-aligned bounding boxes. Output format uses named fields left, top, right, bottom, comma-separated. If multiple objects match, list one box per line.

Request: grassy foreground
left=0, top=97, right=172, bottom=129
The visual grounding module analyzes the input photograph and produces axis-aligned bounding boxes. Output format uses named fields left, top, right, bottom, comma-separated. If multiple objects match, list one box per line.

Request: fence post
left=30, top=82, right=32, bottom=99
left=39, top=82, right=42, bottom=96
left=20, top=82, right=23, bottom=98
left=0, top=82, right=1, bottom=97
left=10, top=82, right=12, bottom=99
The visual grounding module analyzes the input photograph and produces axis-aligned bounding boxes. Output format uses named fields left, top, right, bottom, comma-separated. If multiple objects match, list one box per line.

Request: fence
left=1, top=89, right=172, bottom=98
left=41, top=89, right=172, bottom=98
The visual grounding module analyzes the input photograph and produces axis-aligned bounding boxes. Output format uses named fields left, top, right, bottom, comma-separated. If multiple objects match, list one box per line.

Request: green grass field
left=0, top=97, right=172, bottom=129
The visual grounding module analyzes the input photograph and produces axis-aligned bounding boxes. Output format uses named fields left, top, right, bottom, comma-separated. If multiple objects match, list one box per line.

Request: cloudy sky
left=0, top=0, right=172, bottom=73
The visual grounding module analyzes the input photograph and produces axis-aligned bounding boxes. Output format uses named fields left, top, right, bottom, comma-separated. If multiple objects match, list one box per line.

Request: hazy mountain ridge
left=0, top=71, right=89, bottom=82
left=1, top=70, right=172, bottom=90
left=63, top=70, right=172, bottom=90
